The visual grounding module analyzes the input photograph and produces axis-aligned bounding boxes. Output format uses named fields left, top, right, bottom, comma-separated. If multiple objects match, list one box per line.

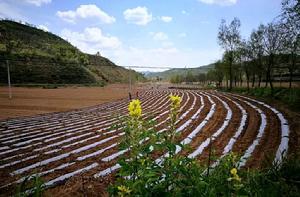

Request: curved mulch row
left=0, top=90, right=290, bottom=196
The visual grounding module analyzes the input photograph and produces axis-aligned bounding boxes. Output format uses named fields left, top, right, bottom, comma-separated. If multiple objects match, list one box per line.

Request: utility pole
left=6, top=60, right=12, bottom=99
left=185, top=66, right=187, bottom=88
left=129, top=66, right=132, bottom=93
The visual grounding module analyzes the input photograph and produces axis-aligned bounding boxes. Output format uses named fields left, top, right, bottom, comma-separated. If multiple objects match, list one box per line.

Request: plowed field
left=0, top=89, right=290, bottom=196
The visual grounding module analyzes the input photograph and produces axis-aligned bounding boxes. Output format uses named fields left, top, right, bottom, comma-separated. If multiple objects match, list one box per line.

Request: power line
left=0, top=58, right=194, bottom=70
left=6, top=60, right=12, bottom=99
left=125, top=65, right=187, bottom=69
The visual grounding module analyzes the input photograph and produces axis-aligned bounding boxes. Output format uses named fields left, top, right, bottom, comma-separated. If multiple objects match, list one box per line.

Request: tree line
left=214, top=0, right=299, bottom=92
left=171, top=0, right=299, bottom=93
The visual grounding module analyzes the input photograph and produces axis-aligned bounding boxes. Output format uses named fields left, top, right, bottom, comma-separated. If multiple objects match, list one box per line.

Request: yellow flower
left=169, top=94, right=181, bottom=109
left=128, top=99, right=142, bottom=118
left=230, top=168, right=237, bottom=176
left=117, top=185, right=132, bottom=194
left=234, top=175, right=241, bottom=182
left=229, top=168, right=241, bottom=182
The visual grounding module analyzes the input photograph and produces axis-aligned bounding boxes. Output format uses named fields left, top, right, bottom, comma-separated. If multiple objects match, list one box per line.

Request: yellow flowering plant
left=169, top=94, right=181, bottom=109
left=109, top=98, right=159, bottom=196
left=221, top=153, right=244, bottom=194
left=228, top=167, right=242, bottom=182
left=117, top=185, right=131, bottom=197
left=128, top=99, right=142, bottom=118
left=109, top=94, right=249, bottom=197
left=230, top=168, right=237, bottom=176
left=112, top=93, right=211, bottom=196
left=168, top=94, right=181, bottom=143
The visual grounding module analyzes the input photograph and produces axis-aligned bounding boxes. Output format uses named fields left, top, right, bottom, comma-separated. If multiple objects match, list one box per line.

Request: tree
left=0, top=26, right=19, bottom=55
left=186, top=70, right=195, bottom=83
left=232, top=50, right=243, bottom=87
left=221, top=51, right=232, bottom=89
left=238, top=40, right=253, bottom=91
left=214, top=61, right=225, bottom=87
left=170, top=74, right=182, bottom=84
left=218, top=17, right=241, bottom=90
left=249, top=25, right=265, bottom=87
left=206, top=69, right=217, bottom=83
left=78, top=54, right=89, bottom=66
left=261, top=22, right=284, bottom=93
left=280, top=0, right=300, bottom=88
left=206, top=62, right=225, bottom=88
left=198, top=73, right=206, bottom=85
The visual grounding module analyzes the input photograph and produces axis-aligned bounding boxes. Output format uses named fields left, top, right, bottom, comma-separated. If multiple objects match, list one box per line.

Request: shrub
left=15, top=175, right=44, bottom=197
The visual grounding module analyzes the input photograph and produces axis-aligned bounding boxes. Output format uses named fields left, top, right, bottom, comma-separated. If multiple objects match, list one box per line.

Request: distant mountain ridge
left=0, top=20, right=144, bottom=85
left=145, top=64, right=215, bottom=79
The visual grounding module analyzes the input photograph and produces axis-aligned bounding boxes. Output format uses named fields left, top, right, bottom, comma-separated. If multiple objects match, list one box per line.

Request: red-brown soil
left=0, top=89, right=297, bottom=197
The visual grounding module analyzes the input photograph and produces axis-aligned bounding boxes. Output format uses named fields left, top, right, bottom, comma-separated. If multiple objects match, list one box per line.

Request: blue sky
left=0, top=0, right=282, bottom=71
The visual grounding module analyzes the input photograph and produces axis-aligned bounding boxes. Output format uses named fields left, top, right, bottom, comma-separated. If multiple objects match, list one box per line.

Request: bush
left=15, top=175, right=44, bottom=197
left=223, top=87, right=300, bottom=112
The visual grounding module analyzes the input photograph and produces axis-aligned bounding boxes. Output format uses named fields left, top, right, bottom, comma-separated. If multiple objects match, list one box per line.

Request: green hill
left=0, top=20, right=144, bottom=85
left=145, top=64, right=215, bottom=80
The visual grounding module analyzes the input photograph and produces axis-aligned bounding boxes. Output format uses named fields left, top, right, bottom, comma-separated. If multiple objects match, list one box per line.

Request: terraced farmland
left=0, top=89, right=290, bottom=196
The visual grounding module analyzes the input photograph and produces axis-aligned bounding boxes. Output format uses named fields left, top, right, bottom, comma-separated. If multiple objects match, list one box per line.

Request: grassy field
left=0, top=84, right=145, bottom=120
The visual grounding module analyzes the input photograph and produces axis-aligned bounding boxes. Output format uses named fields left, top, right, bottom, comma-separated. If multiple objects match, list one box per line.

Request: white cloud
left=178, top=33, right=187, bottom=38
left=0, top=2, right=26, bottom=20
left=61, top=27, right=121, bottom=54
left=160, top=16, right=172, bottom=23
left=123, top=6, right=152, bottom=25
left=57, top=4, right=115, bottom=24
left=152, top=32, right=168, bottom=41
left=23, top=0, right=51, bottom=6
left=181, top=10, right=188, bottom=15
left=104, top=47, right=222, bottom=71
left=162, top=41, right=174, bottom=47
left=107, top=46, right=178, bottom=69
left=37, top=24, right=48, bottom=31
left=56, top=11, right=76, bottom=23
left=198, top=0, right=237, bottom=6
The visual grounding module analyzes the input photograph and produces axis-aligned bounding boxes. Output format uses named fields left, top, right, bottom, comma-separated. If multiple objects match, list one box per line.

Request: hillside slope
left=0, top=20, right=144, bottom=85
